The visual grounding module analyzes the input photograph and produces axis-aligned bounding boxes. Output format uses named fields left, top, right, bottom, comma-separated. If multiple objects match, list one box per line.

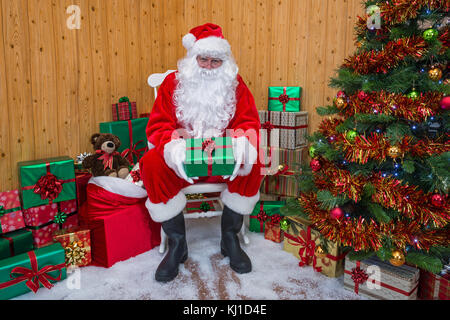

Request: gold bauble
left=428, top=67, right=443, bottom=81
left=335, top=97, right=346, bottom=108
left=314, top=245, right=327, bottom=259
left=387, top=146, right=401, bottom=159
left=389, top=250, right=405, bottom=267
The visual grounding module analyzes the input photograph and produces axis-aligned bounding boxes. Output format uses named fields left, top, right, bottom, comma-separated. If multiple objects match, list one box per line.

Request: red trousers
left=140, top=148, right=264, bottom=222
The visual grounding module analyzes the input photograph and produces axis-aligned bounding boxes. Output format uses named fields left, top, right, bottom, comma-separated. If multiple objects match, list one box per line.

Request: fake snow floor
left=14, top=216, right=362, bottom=300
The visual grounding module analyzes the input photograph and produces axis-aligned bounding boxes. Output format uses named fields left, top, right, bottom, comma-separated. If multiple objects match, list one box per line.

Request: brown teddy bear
left=83, top=133, right=130, bottom=178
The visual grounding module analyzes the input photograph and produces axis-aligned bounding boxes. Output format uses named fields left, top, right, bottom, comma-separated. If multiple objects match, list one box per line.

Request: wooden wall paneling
left=240, top=0, right=257, bottom=91
left=254, top=0, right=272, bottom=110
left=2, top=0, right=35, bottom=190
left=270, top=0, right=291, bottom=86
left=76, top=0, right=95, bottom=151
left=150, top=0, right=163, bottom=78
left=287, top=0, right=310, bottom=103
left=184, top=0, right=198, bottom=36
left=305, top=0, right=329, bottom=135
left=196, top=0, right=212, bottom=24
left=323, top=0, right=349, bottom=107
left=0, top=0, right=12, bottom=189
left=52, top=0, right=81, bottom=158
left=210, top=0, right=227, bottom=38
left=224, top=0, right=242, bottom=67
left=139, top=0, right=154, bottom=108
left=162, top=0, right=182, bottom=71
left=89, top=0, right=111, bottom=127
left=106, top=0, right=127, bottom=104
left=28, top=0, right=59, bottom=159
left=345, top=0, right=364, bottom=58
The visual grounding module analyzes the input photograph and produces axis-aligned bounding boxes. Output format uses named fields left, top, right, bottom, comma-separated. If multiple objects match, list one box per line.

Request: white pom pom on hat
left=182, top=33, right=196, bottom=50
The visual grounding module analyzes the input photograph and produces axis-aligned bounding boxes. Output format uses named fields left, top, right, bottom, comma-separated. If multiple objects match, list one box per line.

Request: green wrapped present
left=0, top=243, right=67, bottom=300
left=249, top=200, right=285, bottom=232
left=0, top=229, right=33, bottom=260
left=99, top=118, right=149, bottom=165
left=184, top=137, right=235, bottom=177
left=18, top=157, right=76, bottom=210
left=268, top=86, right=302, bottom=112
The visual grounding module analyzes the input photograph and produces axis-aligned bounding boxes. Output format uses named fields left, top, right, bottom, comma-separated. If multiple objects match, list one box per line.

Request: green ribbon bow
left=119, top=96, right=130, bottom=103
left=53, top=212, right=68, bottom=226
left=200, top=202, right=211, bottom=212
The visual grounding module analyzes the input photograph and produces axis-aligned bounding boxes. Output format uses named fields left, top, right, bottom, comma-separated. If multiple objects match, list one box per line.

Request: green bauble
left=423, top=28, right=438, bottom=41
left=346, top=130, right=358, bottom=142
left=309, top=145, right=316, bottom=158
left=407, top=89, right=419, bottom=100
left=280, top=218, right=291, bottom=232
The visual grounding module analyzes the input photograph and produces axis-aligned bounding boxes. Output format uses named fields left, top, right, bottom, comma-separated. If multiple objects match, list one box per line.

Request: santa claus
left=140, top=23, right=264, bottom=282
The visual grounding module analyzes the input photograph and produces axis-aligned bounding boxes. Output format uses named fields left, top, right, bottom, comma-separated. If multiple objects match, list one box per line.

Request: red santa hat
left=182, top=23, right=231, bottom=58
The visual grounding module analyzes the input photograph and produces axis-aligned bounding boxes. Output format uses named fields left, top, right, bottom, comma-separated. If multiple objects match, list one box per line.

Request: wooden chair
left=147, top=71, right=250, bottom=254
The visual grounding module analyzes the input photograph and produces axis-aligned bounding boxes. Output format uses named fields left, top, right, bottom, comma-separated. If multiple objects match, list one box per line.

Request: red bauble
left=310, top=159, right=321, bottom=172
left=440, top=96, right=450, bottom=110
left=358, top=91, right=368, bottom=101
left=337, top=90, right=346, bottom=98
left=431, top=194, right=445, bottom=207
left=330, top=207, right=344, bottom=219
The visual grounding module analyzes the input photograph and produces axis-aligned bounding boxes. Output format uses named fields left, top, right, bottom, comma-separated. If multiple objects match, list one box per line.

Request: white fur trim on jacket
left=88, top=176, right=148, bottom=199
left=220, top=188, right=260, bottom=215
left=145, top=191, right=187, bottom=223
left=163, top=139, right=186, bottom=175
left=233, top=136, right=258, bottom=177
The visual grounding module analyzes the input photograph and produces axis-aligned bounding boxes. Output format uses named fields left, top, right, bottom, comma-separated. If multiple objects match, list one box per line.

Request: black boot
left=220, top=206, right=252, bottom=274
left=155, top=212, right=188, bottom=282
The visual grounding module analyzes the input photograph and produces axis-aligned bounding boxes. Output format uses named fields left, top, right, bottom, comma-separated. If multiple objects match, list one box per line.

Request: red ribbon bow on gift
left=278, top=94, right=290, bottom=105
left=261, top=121, right=274, bottom=131
left=270, top=214, right=282, bottom=224
left=202, top=138, right=216, bottom=155
left=34, top=172, right=63, bottom=201
left=0, top=251, right=65, bottom=293
left=121, top=140, right=145, bottom=166
left=257, top=210, right=269, bottom=223
left=350, top=262, right=369, bottom=294
left=284, top=227, right=322, bottom=273
left=96, top=150, right=120, bottom=171
left=130, top=170, right=141, bottom=183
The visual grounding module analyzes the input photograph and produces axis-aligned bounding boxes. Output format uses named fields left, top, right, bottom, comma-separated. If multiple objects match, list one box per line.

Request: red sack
left=79, top=177, right=161, bottom=268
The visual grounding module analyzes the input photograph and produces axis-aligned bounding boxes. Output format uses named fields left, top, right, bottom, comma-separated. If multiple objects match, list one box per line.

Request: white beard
left=173, top=54, right=239, bottom=139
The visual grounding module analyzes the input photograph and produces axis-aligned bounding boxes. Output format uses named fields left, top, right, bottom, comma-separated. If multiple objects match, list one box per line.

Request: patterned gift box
left=0, top=229, right=33, bottom=260
left=99, top=118, right=149, bottom=166
left=259, top=193, right=292, bottom=202
left=0, top=190, right=25, bottom=234
left=418, top=269, right=449, bottom=300
left=184, top=137, right=234, bottom=177
left=184, top=199, right=222, bottom=215
left=23, top=200, right=78, bottom=248
left=0, top=243, right=66, bottom=300
left=125, top=163, right=144, bottom=188
left=259, top=111, right=308, bottom=149
left=261, top=168, right=297, bottom=198
left=53, top=226, right=91, bottom=267
left=18, top=156, right=76, bottom=210
left=344, top=256, right=420, bottom=300
left=283, top=216, right=346, bottom=278
left=112, top=96, right=138, bottom=121
left=259, top=110, right=280, bottom=148
left=249, top=201, right=285, bottom=233
left=268, top=86, right=302, bottom=112
left=264, top=221, right=284, bottom=243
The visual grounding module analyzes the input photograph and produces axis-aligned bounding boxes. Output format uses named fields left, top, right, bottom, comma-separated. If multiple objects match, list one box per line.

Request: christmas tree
left=283, top=0, right=450, bottom=273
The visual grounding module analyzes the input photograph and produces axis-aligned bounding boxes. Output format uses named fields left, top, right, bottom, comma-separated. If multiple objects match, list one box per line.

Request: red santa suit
left=139, top=70, right=264, bottom=223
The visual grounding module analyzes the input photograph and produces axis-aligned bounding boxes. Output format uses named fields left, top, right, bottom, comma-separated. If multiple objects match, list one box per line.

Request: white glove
left=229, top=137, right=258, bottom=181
left=163, top=139, right=197, bottom=184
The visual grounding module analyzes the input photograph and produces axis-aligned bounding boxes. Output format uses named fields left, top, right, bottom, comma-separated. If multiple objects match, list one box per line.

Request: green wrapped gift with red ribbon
left=0, top=229, right=33, bottom=260
left=18, top=157, right=76, bottom=210
left=184, top=137, right=235, bottom=177
left=0, top=242, right=67, bottom=300
left=100, top=118, right=149, bottom=166
left=249, top=200, right=285, bottom=233
left=268, top=86, right=302, bottom=112
left=0, top=189, right=25, bottom=234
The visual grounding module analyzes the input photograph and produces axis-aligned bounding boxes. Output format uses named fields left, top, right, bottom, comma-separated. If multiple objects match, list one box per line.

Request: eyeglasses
left=196, top=56, right=223, bottom=68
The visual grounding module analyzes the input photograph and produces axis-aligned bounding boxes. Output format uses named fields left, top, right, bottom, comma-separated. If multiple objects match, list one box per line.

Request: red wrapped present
left=79, top=177, right=161, bottom=268
left=23, top=200, right=78, bottom=248
left=53, top=226, right=91, bottom=267
left=418, top=269, right=449, bottom=300
left=75, top=172, right=92, bottom=207
left=264, top=220, right=284, bottom=243
left=112, top=96, right=137, bottom=121
left=0, top=190, right=25, bottom=234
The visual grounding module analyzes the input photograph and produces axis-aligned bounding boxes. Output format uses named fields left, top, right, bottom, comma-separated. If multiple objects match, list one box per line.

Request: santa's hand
left=229, top=137, right=258, bottom=181
left=163, top=139, right=194, bottom=184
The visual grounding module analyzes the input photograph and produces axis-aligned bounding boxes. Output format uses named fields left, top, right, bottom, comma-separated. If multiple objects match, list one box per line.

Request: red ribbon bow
left=96, top=150, right=120, bottom=171
left=350, top=262, right=369, bottom=294
left=284, top=227, right=322, bottom=273
left=0, top=251, right=65, bottom=293
left=270, top=214, right=282, bottom=224
left=130, top=170, right=141, bottom=183
left=202, top=138, right=216, bottom=155
left=121, top=140, right=145, bottom=166
left=257, top=210, right=269, bottom=223
left=278, top=94, right=290, bottom=105
left=34, top=173, right=63, bottom=201
left=261, top=121, right=274, bottom=131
